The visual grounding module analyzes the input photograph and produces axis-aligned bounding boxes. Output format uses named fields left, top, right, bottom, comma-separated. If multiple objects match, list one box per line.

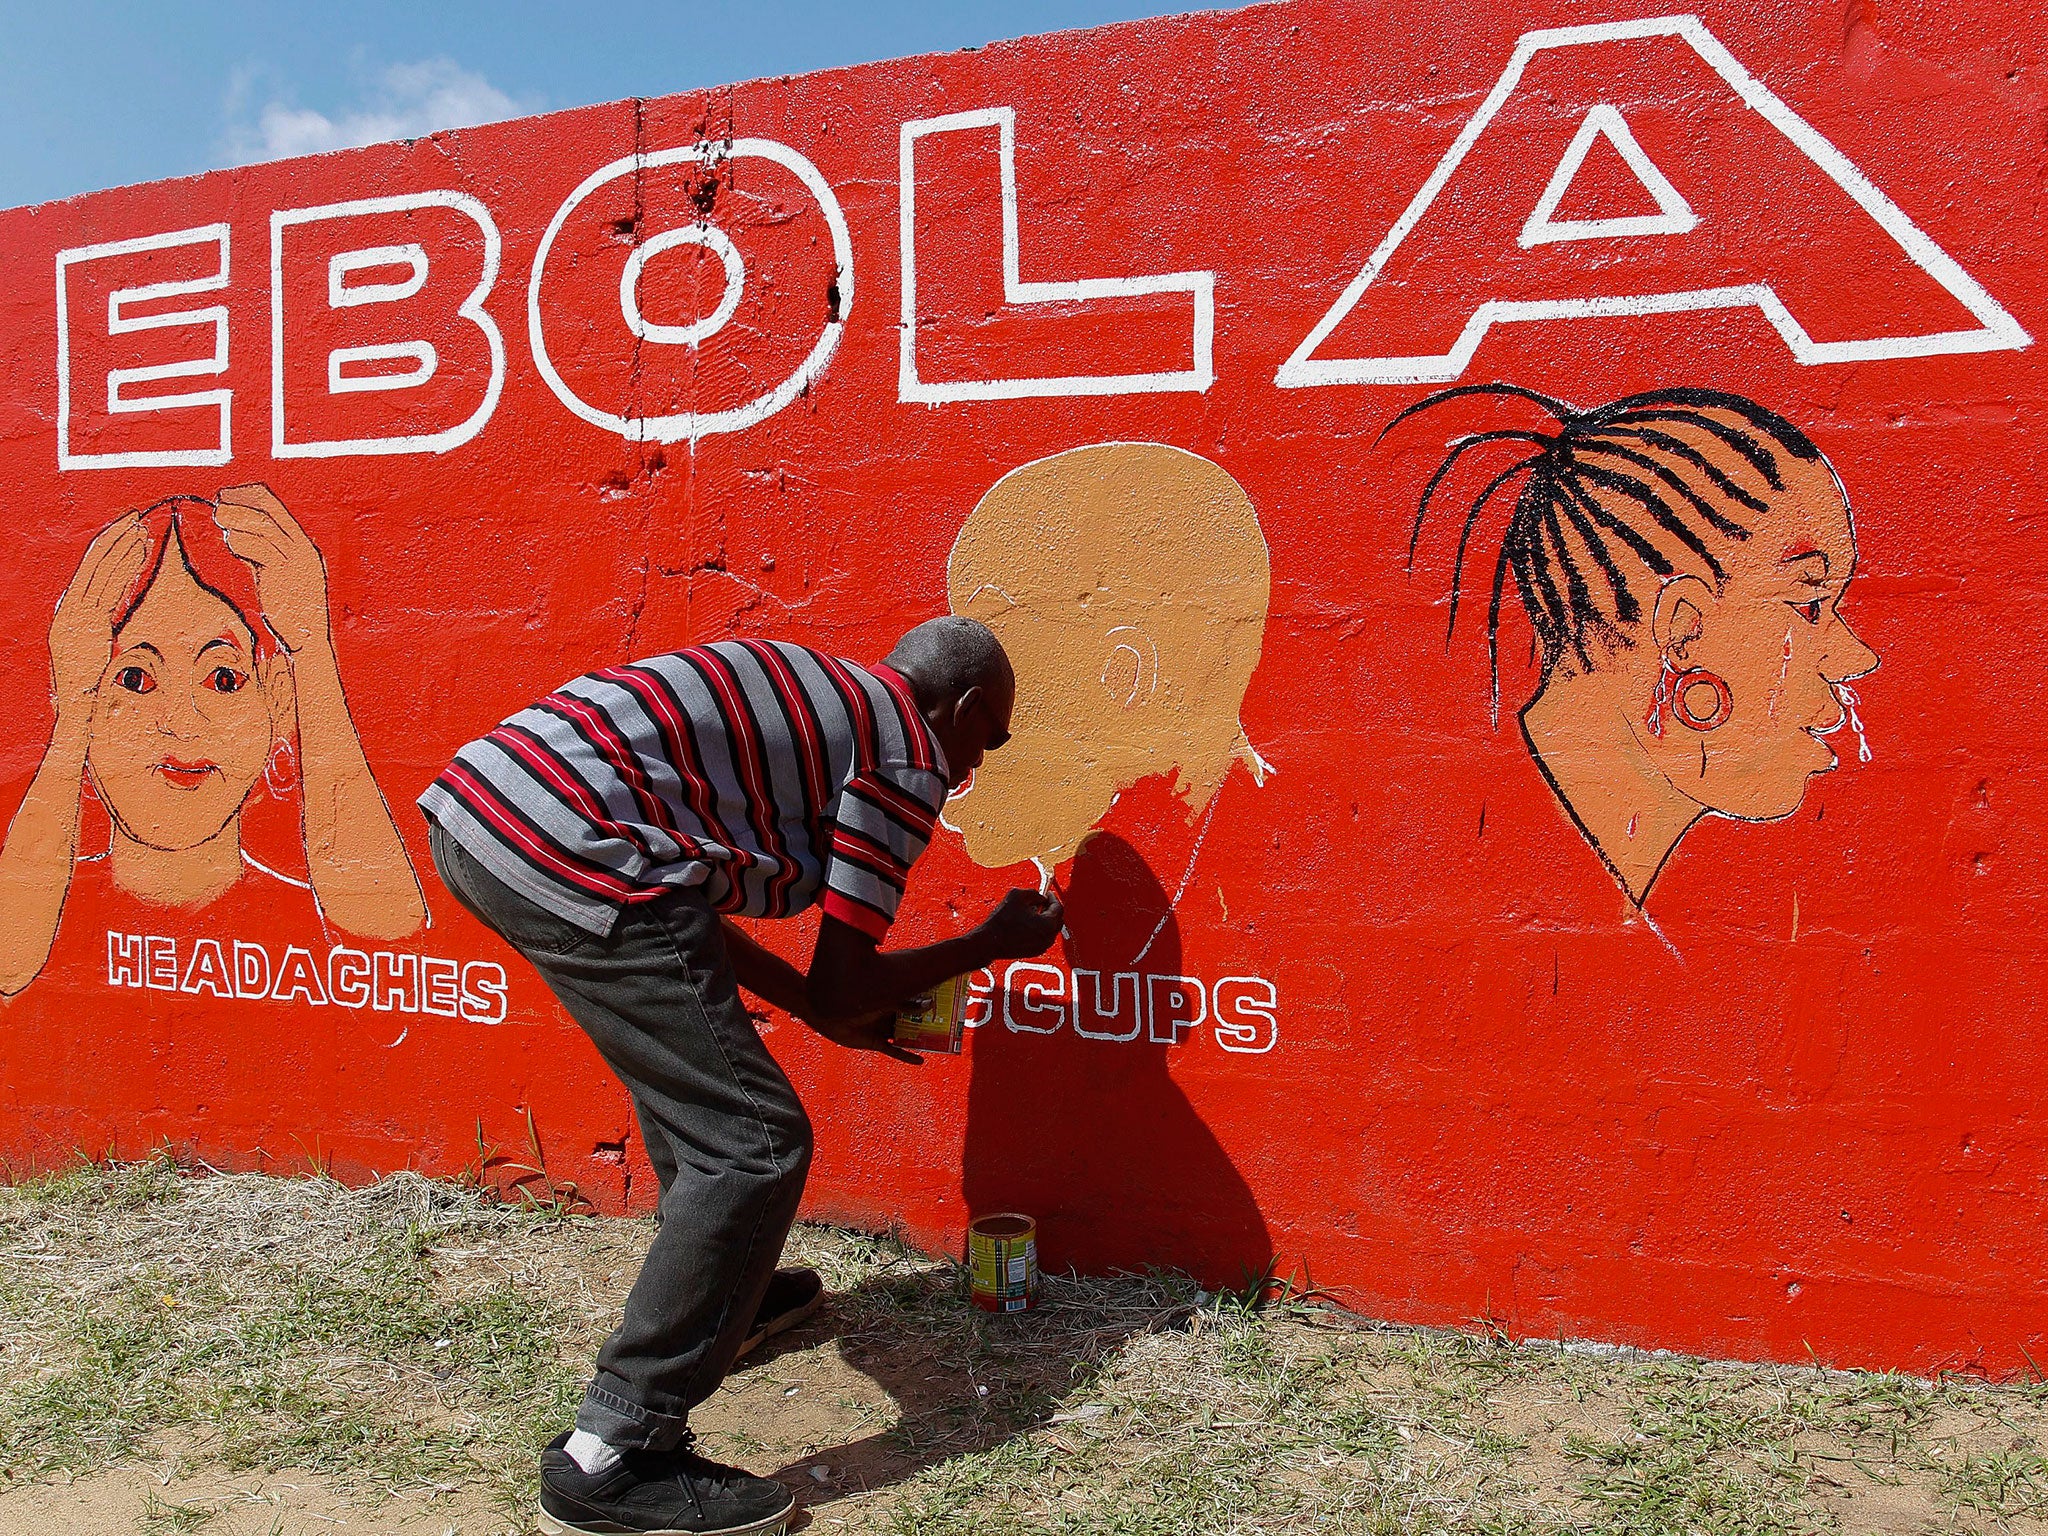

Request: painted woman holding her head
left=1395, top=385, right=1879, bottom=908
left=0, top=484, right=426, bottom=995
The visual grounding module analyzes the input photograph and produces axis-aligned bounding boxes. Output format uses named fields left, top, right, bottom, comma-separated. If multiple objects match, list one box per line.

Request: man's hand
left=800, top=1008, right=922, bottom=1065
left=804, top=890, right=1061, bottom=1027
left=976, top=889, right=1065, bottom=960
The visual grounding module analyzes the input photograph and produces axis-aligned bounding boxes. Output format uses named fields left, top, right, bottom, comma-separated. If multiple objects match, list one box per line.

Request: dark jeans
left=427, top=821, right=813, bottom=1452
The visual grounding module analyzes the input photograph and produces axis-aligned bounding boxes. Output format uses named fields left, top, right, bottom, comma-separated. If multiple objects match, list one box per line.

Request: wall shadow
left=963, top=831, right=1271, bottom=1288
left=745, top=1265, right=1185, bottom=1512
left=739, top=834, right=1271, bottom=1512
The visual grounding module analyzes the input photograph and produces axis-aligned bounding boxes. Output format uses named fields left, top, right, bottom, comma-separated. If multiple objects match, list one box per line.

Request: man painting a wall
left=419, top=617, right=1062, bottom=1536
left=2, top=0, right=2043, bottom=1500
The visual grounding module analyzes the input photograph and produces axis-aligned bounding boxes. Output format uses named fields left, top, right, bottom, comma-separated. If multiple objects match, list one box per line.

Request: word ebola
left=50, top=18, right=2022, bottom=471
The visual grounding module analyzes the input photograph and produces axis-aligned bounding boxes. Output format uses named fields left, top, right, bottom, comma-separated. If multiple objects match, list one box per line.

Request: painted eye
left=1790, top=599, right=1824, bottom=625
left=114, top=665, right=156, bottom=694
left=201, top=666, right=248, bottom=694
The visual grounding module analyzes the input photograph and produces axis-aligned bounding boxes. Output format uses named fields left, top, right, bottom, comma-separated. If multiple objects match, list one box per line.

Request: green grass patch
left=3, top=1159, right=2044, bottom=1536
left=0, top=1159, right=581, bottom=1513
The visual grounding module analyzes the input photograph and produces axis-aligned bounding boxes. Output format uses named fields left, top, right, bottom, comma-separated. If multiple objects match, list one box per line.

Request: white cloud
left=222, top=60, right=532, bottom=166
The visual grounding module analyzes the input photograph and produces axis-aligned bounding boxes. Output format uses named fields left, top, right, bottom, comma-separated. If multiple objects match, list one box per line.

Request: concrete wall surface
left=1, top=0, right=2042, bottom=1376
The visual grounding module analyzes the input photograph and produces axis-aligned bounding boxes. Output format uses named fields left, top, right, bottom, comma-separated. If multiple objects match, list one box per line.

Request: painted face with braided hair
left=1396, top=385, right=1880, bottom=906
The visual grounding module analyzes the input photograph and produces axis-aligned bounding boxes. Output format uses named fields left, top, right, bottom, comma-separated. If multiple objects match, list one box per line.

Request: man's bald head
left=884, top=617, right=1016, bottom=787
left=885, top=616, right=1014, bottom=709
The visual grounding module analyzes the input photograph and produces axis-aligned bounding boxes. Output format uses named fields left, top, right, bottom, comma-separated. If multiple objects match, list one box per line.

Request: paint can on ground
left=891, top=973, right=969, bottom=1054
left=968, top=1212, right=1039, bottom=1312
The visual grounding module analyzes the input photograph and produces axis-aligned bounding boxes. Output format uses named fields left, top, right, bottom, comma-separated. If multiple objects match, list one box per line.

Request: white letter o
left=528, top=138, right=853, bottom=442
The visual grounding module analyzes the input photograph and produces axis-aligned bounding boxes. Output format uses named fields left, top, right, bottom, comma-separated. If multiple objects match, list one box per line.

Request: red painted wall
left=2, top=0, right=2042, bottom=1377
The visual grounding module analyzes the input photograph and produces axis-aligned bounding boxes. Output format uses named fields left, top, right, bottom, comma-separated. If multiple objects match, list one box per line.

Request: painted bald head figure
left=944, top=442, right=1271, bottom=871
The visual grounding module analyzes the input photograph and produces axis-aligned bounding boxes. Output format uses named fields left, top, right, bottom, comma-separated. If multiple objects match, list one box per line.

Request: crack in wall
left=619, top=97, right=655, bottom=659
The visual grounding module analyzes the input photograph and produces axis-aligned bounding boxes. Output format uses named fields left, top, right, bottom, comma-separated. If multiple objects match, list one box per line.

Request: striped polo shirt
left=419, top=641, right=950, bottom=940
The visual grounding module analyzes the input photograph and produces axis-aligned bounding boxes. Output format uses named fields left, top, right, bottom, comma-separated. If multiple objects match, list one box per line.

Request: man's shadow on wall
left=756, top=832, right=1269, bottom=1511
left=963, top=830, right=1271, bottom=1287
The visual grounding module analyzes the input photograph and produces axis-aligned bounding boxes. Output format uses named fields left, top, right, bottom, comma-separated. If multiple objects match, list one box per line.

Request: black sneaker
left=735, top=1268, right=826, bottom=1362
left=538, top=1431, right=795, bottom=1536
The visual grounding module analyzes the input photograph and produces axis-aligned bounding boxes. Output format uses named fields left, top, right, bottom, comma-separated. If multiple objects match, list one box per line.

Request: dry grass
left=1, top=1157, right=2044, bottom=1535
left=0, top=1155, right=586, bottom=1504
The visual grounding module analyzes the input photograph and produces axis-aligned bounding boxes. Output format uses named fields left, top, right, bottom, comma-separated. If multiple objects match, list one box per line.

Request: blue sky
left=0, top=0, right=1226, bottom=210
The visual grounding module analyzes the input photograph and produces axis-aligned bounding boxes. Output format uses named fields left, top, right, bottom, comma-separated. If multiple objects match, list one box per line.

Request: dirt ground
left=2, top=1164, right=2044, bottom=1535
left=10, top=1319, right=2045, bottom=1536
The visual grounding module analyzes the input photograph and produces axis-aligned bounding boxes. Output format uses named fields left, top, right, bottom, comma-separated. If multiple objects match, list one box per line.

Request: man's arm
left=720, top=919, right=811, bottom=1018
left=721, top=917, right=923, bottom=1063
left=805, top=889, right=1063, bottom=1022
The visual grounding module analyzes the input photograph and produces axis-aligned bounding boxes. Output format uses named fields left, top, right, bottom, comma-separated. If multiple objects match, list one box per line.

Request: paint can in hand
left=968, top=1213, right=1038, bottom=1312
left=891, top=973, right=970, bottom=1054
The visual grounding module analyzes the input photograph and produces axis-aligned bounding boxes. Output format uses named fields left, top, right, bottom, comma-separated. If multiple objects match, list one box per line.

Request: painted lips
left=153, top=758, right=219, bottom=790
left=1801, top=707, right=1848, bottom=770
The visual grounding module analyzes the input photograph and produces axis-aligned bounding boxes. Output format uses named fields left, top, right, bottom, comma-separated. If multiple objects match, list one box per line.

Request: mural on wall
left=1393, top=384, right=1880, bottom=907
left=0, top=485, right=426, bottom=995
left=943, top=442, right=1271, bottom=884
left=0, top=0, right=2041, bottom=1378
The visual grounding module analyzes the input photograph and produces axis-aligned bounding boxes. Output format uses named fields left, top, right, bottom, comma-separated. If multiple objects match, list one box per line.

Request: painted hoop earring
left=265, top=738, right=299, bottom=797
left=1670, top=667, right=1733, bottom=732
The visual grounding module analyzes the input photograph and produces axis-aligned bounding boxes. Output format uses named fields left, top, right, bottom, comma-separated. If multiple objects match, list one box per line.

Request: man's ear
left=1100, top=624, right=1158, bottom=706
left=1651, top=575, right=1713, bottom=660
left=952, top=685, right=984, bottom=731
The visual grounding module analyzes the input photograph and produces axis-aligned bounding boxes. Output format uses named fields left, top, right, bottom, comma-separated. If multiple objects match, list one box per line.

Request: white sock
left=565, top=1429, right=623, bottom=1475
